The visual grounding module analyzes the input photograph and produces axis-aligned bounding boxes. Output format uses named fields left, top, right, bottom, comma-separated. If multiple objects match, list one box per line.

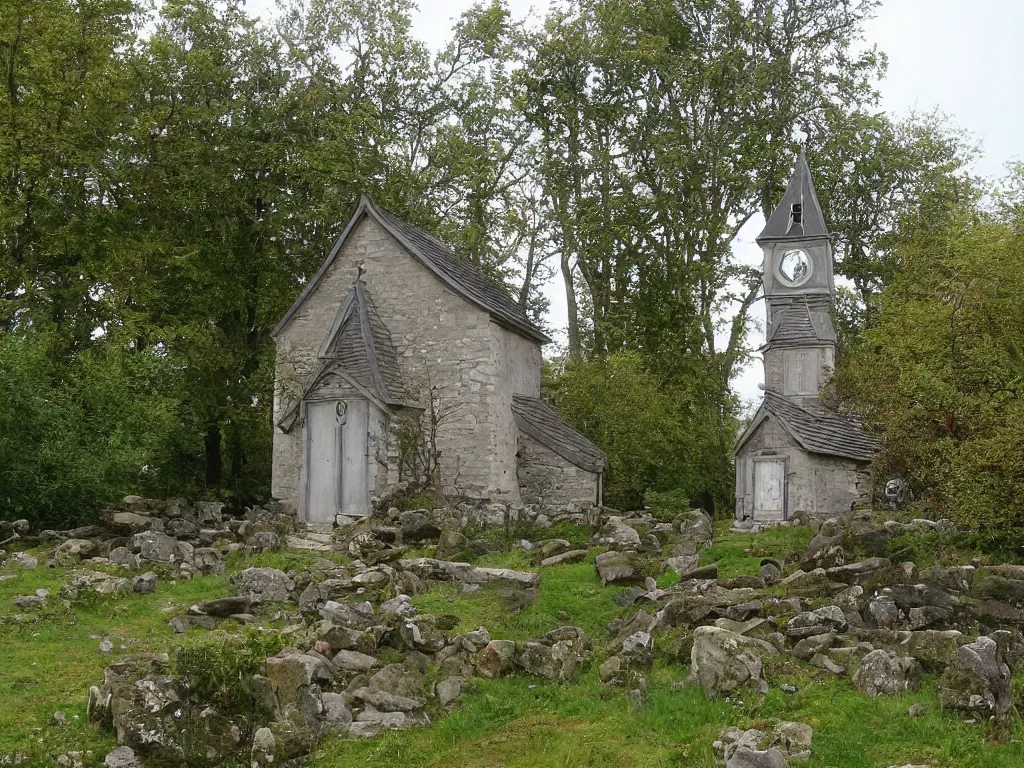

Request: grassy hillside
left=1, top=522, right=1022, bottom=767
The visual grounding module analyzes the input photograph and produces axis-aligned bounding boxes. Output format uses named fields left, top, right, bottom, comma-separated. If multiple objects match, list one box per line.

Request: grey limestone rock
left=852, top=650, right=921, bottom=697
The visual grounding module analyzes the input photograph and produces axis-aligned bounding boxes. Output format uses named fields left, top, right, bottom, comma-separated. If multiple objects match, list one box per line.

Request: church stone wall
left=516, top=431, right=600, bottom=506
left=490, top=325, right=544, bottom=499
left=735, top=414, right=871, bottom=523
left=273, top=215, right=535, bottom=515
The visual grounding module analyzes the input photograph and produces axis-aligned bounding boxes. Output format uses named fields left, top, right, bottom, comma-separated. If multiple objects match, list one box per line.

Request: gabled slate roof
left=736, top=392, right=879, bottom=462
left=319, top=281, right=406, bottom=405
left=272, top=196, right=550, bottom=344
left=512, top=395, right=607, bottom=473
left=767, top=302, right=836, bottom=345
left=758, top=147, right=829, bottom=242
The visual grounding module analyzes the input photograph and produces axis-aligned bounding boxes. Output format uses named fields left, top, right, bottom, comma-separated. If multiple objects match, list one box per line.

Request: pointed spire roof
left=757, top=147, right=828, bottom=242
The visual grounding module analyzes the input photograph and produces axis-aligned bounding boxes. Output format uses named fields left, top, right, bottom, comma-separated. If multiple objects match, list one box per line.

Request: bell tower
left=757, top=148, right=837, bottom=402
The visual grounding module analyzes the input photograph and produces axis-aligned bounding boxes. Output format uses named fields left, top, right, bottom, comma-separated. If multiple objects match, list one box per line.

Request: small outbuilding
left=270, top=196, right=606, bottom=523
left=734, top=149, right=878, bottom=525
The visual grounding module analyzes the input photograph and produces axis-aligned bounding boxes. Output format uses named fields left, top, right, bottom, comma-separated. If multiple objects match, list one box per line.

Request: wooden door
left=305, top=400, right=340, bottom=524
left=339, top=400, right=369, bottom=516
left=753, top=459, right=786, bottom=521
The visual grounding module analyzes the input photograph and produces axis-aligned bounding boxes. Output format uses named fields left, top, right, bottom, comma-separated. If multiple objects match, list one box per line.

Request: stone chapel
left=270, top=196, right=606, bottom=524
left=734, top=149, right=878, bottom=526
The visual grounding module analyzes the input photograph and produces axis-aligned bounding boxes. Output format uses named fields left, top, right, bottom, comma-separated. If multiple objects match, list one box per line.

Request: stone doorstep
left=286, top=533, right=337, bottom=551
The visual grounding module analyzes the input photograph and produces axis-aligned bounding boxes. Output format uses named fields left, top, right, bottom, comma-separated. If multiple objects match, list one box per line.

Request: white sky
left=248, top=0, right=1024, bottom=404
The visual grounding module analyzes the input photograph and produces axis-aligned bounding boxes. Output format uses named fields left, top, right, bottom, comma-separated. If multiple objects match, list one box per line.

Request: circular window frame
left=776, top=248, right=813, bottom=288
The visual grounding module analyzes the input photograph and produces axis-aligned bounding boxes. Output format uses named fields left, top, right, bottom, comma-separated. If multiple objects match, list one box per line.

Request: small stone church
left=734, top=149, right=878, bottom=526
left=270, top=196, right=606, bottom=523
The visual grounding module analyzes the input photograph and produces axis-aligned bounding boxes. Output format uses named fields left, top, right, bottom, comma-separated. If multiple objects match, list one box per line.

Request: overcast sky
left=250, top=0, right=1023, bottom=403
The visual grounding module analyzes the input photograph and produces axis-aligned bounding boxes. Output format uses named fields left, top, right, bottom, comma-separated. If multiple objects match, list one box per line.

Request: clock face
left=778, top=249, right=813, bottom=287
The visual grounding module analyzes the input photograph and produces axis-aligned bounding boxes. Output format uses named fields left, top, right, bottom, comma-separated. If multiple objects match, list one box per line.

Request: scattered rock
left=852, top=650, right=921, bottom=697
left=103, top=746, right=141, bottom=768
left=937, top=635, right=1012, bottom=728
left=132, top=572, right=157, bottom=594
left=595, top=550, right=640, bottom=586
left=540, top=549, right=588, bottom=567
left=477, top=640, right=516, bottom=679
left=689, top=626, right=776, bottom=698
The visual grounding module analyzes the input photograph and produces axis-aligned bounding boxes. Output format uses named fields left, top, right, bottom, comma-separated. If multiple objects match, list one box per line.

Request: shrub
left=173, top=630, right=287, bottom=730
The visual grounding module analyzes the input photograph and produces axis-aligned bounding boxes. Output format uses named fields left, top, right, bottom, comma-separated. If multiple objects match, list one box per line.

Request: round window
left=777, top=249, right=813, bottom=287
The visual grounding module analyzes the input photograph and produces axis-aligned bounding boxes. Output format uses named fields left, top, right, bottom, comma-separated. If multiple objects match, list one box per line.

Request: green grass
left=699, top=521, right=813, bottom=578
left=412, top=554, right=632, bottom=642
left=311, top=662, right=1024, bottom=768
left=0, top=550, right=233, bottom=760
left=5, top=522, right=1024, bottom=768
left=310, top=668, right=735, bottom=768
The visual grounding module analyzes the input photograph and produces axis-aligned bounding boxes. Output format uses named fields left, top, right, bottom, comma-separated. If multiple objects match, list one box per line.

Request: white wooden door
left=753, top=459, right=786, bottom=521
left=340, top=400, right=369, bottom=516
left=306, top=400, right=340, bottom=524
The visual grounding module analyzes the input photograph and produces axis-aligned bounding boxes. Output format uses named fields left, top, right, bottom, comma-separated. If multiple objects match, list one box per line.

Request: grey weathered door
left=306, top=400, right=340, bottom=524
left=753, top=459, right=786, bottom=521
left=339, top=400, right=369, bottom=516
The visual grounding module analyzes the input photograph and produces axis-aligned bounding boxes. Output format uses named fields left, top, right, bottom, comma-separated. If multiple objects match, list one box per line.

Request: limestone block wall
left=516, top=431, right=600, bottom=506
left=273, top=215, right=537, bottom=515
left=735, top=413, right=871, bottom=523
left=763, top=344, right=835, bottom=401
left=490, top=325, right=544, bottom=500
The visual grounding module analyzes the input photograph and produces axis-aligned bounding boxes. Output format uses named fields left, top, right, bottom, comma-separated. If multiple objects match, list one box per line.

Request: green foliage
left=643, top=489, right=697, bottom=522
left=548, top=352, right=731, bottom=511
left=0, top=330, right=180, bottom=526
left=832, top=200, right=1024, bottom=548
left=174, top=630, right=287, bottom=728
left=0, top=0, right=993, bottom=532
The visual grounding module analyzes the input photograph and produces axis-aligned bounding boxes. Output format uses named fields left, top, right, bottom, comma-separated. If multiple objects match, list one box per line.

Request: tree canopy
left=0, top=0, right=988, bottom=524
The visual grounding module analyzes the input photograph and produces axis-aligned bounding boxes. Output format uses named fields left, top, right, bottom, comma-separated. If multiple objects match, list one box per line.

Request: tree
left=830, top=184, right=1024, bottom=546
left=0, top=0, right=136, bottom=347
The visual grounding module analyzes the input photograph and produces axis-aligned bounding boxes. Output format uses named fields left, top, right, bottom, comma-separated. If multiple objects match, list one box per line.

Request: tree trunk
left=562, top=251, right=582, bottom=357
left=204, top=424, right=222, bottom=488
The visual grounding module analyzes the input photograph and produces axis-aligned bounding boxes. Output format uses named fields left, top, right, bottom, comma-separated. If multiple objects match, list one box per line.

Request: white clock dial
left=777, top=249, right=813, bottom=287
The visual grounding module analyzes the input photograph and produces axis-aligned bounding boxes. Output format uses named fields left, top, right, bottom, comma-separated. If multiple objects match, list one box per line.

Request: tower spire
left=757, top=147, right=828, bottom=242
